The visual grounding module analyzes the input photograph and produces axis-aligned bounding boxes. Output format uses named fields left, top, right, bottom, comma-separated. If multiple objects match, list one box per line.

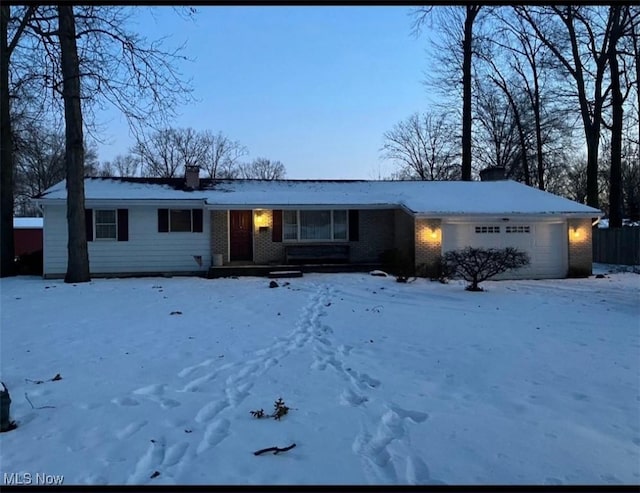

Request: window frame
left=474, top=225, right=501, bottom=234
left=505, top=225, right=531, bottom=234
left=282, top=209, right=349, bottom=242
left=94, top=209, right=117, bottom=241
left=169, top=209, right=194, bottom=233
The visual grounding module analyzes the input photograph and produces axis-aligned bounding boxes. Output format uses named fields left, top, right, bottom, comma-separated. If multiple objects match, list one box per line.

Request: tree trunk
left=461, top=6, right=480, bottom=181
left=632, top=16, right=640, bottom=158
left=0, top=6, right=15, bottom=277
left=608, top=7, right=624, bottom=228
left=58, top=5, right=90, bottom=283
left=531, top=64, right=545, bottom=190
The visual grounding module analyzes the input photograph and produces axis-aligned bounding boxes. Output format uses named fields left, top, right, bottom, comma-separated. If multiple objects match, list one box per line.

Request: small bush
left=442, top=247, right=530, bottom=291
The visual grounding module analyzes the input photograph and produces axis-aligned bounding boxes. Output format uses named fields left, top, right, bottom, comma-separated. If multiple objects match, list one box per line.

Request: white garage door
left=442, top=221, right=568, bottom=279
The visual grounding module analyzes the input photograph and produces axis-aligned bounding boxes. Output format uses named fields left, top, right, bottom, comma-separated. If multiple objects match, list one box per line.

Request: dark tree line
left=384, top=5, right=640, bottom=225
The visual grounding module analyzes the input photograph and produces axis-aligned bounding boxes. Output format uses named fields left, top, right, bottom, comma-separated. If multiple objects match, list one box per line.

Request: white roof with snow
left=13, top=217, right=43, bottom=229
left=36, top=178, right=601, bottom=216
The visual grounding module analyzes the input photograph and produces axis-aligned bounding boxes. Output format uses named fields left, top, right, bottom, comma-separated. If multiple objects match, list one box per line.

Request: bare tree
left=58, top=5, right=89, bottom=282
left=604, top=6, right=638, bottom=227
left=473, top=79, right=526, bottom=180
left=381, top=112, right=459, bottom=180
left=1, top=5, right=36, bottom=276
left=201, top=131, right=247, bottom=179
left=413, top=5, right=483, bottom=181
left=133, top=127, right=209, bottom=178
left=239, top=158, right=286, bottom=180
left=517, top=6, right=619, bottom=209
left=13, top=122, right=104, bottom=215
left=10, top=5, right=194, bottom=281
left=486, top=8, right=563, bottom=189
left=102, top=153, right=140, bottom=177
left=14, top=123, right=65, bottom=215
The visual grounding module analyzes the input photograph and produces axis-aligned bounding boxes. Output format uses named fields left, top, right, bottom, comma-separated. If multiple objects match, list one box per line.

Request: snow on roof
left=13, top=217, right=43, bottom=229
left=36, top=178, right=601, bottom=216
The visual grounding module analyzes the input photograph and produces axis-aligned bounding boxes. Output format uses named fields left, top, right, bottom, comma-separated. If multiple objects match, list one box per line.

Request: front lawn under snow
left=0, top=267, right=639, bottom=485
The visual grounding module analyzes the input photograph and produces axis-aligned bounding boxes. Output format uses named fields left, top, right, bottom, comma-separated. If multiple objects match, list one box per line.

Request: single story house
left=33, top=167, right=601, bottom=280
left=13, top=217, right=43, bottom=257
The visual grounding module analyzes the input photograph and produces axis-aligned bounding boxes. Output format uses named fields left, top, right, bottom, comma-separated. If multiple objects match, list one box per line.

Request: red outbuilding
left=14, top=217, right=43, bottom=257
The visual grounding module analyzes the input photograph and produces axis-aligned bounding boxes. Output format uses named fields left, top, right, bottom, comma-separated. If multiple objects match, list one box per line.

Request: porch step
left=268, top=270, right=303, bottom=279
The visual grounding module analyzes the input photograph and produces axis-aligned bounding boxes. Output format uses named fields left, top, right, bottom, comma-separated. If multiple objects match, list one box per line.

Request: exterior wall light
left=254, top=210, right=270, bottom=231
left=422, top=226, right=441, bottom=244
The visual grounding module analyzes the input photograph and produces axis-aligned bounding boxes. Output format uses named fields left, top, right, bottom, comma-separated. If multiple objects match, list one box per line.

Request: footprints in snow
left=197, top=419, right=230, bottom=454
left=353, top=407, right=434, bottom=484
left=116, top=420, right=148, bottom=440
left=117, top=283, right=387, bottom=483
left=127, top=437, right=190, bottom=484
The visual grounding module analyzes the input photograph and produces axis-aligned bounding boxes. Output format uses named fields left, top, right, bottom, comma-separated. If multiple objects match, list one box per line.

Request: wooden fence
left=592, top=226, right=640, bottom=265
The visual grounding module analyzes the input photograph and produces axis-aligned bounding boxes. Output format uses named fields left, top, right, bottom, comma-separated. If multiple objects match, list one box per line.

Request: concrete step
left=268, top=270, right=303, bottom=279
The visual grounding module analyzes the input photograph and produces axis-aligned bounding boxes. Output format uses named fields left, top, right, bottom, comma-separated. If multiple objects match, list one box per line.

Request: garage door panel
left=442, top=221, right=567, bottom=279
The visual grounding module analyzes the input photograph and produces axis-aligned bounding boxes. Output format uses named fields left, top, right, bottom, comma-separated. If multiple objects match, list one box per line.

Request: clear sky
left=96, top=6, right=438, bottom=179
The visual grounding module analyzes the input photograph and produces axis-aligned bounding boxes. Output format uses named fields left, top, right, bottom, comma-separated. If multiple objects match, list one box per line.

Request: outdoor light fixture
left=254, top=210, right=267, bottom=228
left=423, top=226, right=441, bottom=243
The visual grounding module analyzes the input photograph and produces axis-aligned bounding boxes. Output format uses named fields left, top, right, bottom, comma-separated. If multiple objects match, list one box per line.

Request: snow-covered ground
left=1, top=266, right=639, bottom=485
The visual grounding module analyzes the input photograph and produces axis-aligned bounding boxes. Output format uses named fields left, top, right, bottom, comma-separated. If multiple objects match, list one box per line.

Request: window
left=506, top=225, right=530, bottom=233
left=282, top=210, right=348, bottom=241
left=283, top=210, right=297, bottom=240
left=95, top=210, right=117, bottom=240
left=475, top=226, right=500, bottom=234
left=158, top=209, right=203, bottom=233
left=333, top=210, right=347, bottom=240
left=170, top=209, right=193, bottom=232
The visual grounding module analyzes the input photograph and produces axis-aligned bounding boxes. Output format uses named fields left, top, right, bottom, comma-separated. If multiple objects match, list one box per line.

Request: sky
left=95, top=6, right=439, bottom=180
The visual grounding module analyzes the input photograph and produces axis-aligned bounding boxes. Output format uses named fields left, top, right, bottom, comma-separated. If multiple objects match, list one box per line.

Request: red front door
left=229, top=210, right=253, bottom=261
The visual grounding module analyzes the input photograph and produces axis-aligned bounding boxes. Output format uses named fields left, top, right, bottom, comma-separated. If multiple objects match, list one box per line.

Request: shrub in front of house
left=442, top=247, right=530, bottom=291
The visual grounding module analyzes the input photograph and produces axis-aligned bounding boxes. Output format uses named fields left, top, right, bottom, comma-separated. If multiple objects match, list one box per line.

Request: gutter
left=414, top=211, right=603, bottom=220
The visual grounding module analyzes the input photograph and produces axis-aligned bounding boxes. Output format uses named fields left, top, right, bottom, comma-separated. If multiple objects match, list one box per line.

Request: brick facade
left=210, top=211, right=229, bottom=264
left=414, top=218, right=442, bottom=277
left=567, top=217, right=593, bottom=277
left=350, top=209, right=395, bottom=262
left=254, top=210, right=285, bottom=264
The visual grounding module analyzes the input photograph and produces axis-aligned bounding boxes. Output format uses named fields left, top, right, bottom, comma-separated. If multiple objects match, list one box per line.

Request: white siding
left=442, top=220, right=568, bottom=280
left=43, top=205, right=211, bottom=276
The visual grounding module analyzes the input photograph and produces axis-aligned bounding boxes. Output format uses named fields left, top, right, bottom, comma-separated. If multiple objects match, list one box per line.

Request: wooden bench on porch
left=285, top=244, right=350, bottom=264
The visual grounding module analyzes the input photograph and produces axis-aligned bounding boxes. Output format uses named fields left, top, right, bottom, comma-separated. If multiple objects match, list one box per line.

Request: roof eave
left=414, top=211, right=603, bottom=219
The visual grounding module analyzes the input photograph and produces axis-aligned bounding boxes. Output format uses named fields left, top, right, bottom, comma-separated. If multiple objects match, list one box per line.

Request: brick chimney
left=185, top=165, right=200, bottom=189
left=479, top=166, right=506, bottom=181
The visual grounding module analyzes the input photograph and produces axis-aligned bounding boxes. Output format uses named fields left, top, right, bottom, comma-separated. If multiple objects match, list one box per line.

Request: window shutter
left=117, top=209, right=129, bottom=241
left=272, top=209, right=283, bottom=242
left=348, top=210, right=359, bottom=241
left=85, top=208, right=93, bottom=242
left=158, top=209, right=169, bottom=232
left=193, top=209, right=203, bottom=232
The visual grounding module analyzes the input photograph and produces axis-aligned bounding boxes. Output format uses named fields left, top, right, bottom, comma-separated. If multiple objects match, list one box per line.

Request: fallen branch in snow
left=25, top=393, right=55, bottom=410
left=25, top=373, right=62, bottom=385
left=253, top=443, right=296, bottom=456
